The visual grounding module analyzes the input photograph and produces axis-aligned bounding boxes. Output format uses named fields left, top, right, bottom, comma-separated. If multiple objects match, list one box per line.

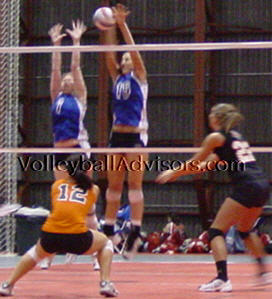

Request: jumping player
left=103, top=4, right=148, bottom=259
left=49, top=20, right=90, bottom=178
left=48, top=20, right=99, bottom=270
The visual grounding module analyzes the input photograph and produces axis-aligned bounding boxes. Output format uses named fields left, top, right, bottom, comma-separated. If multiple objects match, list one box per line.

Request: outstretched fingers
left=48, top=23, right=66, bottom=45
left=66, top=20, right=86, bottom=40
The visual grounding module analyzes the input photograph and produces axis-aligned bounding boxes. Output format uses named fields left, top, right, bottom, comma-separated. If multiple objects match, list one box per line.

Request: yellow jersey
left=42, top=179, right=98, bottom=234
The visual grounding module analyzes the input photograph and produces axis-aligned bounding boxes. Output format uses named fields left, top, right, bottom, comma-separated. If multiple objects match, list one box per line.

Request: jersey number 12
left=58, top=184, right=87, bottom=204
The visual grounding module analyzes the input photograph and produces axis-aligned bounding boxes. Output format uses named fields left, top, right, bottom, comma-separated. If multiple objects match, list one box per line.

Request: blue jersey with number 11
left=51, top=93, right=88, bottom=143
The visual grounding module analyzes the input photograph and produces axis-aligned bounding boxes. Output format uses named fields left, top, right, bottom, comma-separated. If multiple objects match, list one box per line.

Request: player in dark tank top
left=214, top=129, right=266, bottom=182
left=157, top=103, right=271, bottom=292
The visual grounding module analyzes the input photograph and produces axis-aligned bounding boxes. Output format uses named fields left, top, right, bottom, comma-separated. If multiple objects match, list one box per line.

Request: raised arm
left=113, top=4, right=147, bottom=82
left=104, top=26, right=120, bottom=82
left=156, top=132, right=225, bottom=184
left=48, top=24, right=66, bottom=102
left=66, top=20, right=87, bottom=104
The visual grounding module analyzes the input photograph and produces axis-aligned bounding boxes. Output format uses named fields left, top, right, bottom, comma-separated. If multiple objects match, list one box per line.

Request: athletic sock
left=126, top=225, right=141, bottom=251
left=216, top=260, right=228, bottom=282
left=256, top=257, right=266, bottom=275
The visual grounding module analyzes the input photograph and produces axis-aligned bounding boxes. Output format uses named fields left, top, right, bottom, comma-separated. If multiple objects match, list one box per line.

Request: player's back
left=42, top=179, right=97, bottom=234
left=214, top=130, right=266, bottom=182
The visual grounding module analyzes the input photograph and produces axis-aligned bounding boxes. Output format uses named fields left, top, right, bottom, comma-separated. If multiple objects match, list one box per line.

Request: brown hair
left=65, top=154, right=93, bottom=192
left=211, top=103, right=244, bottom=132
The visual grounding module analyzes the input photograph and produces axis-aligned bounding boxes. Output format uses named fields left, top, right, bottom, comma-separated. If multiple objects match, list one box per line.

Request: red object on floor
left=0, top=258, right=271, bottom=298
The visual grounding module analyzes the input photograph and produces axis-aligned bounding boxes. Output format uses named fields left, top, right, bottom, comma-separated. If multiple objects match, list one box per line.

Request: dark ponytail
left=65, top=154, right=93, bottom=192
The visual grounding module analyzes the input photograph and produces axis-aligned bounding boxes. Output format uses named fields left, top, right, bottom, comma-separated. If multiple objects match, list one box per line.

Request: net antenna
left=0, top=0, right=20, bottom=254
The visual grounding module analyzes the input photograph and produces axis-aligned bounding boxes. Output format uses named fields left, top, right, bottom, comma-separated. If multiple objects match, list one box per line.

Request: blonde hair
left=211, top=103, right=244, bottom=132
left=61, top=72, right=73, bottom=80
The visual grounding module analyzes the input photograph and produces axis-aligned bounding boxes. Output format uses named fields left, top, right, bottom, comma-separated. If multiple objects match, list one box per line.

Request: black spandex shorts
left=40, top=230, right=93, bottom=254
left=231, top=179, right=270, bottom=208
left=109, top=132, right=145, bottom=148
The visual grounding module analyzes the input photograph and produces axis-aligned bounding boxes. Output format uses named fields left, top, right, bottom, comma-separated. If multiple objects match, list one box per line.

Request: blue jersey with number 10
left=112, top=72, right=148, bottom=132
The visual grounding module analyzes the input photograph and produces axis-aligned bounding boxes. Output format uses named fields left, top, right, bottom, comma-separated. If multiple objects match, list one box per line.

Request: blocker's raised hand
left=112, top=3, right=130, bottom=25
left=48, top=23, right=66, bottom=46
left=66, top=20, right=86, bottom=43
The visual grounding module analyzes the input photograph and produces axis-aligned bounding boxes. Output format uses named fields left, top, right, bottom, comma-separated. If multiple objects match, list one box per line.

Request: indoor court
left=0, top=254, right=272, bottom=298
left=0, top=1, right=272, bottom=298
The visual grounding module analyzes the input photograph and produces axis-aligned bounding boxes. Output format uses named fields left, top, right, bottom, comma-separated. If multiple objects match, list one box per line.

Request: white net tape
left=1, top=41, right=272, bottom=54
left=0, top=147, right=270, bottom=154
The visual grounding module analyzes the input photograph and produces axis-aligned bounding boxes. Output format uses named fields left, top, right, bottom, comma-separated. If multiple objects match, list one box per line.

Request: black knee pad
left=103, top=224, right=115, bottom=237
left=208, top=228, right=224, bottom=243
left=238, top=230, right=250, bottom=240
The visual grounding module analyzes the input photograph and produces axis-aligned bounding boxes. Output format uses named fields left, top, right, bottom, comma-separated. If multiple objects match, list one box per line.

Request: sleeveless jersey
left=51, top=93, right=88, bottom=143
left=42, top=179, right=97, bottom=234
left=213, top=130, right=266, bottom=183
left=112, top=72, right=148, bottom=132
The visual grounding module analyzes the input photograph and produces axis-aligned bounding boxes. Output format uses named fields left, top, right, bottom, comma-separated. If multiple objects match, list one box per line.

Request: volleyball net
left=0, top=0, right=19, bottom=254
left=0, top=1, right=271, bottom=254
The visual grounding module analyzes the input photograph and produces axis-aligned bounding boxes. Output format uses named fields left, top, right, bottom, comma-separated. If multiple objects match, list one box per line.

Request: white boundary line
left=1, top=41, right=272, bottom=54
left=0, top=147, right=271, bottom=153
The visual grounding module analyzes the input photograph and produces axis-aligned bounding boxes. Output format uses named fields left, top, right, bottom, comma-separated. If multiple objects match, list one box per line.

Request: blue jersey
left=51, top=93, right=88, bottom=143
left=112, top=72, right=148, bottom=132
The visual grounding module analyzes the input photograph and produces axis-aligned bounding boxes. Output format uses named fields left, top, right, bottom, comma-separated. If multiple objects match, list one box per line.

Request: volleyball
left=93, top=7, right=116, bottom=31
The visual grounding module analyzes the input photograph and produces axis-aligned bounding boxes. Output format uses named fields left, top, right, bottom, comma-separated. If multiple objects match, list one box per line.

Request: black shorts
left=231, top=179, right=270, bottom=208
left=109, top=132, right=145, bottom=148
left=40, top=230, right=93, bottom=254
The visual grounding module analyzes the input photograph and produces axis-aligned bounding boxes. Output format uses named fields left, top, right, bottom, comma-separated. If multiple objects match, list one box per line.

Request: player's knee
left=26, top=245, right=43, bottom=263
left=128, top=189, right=143, bottom=204
left=106, top=189, right=121, bottom=203
left=104, top=239, right=114, bottom=253
left=208, top=228, right=224, bottom=243
left=238, top=230, right=250, bottom=240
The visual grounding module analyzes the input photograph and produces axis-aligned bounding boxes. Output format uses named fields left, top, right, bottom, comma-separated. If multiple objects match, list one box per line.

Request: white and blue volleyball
left=93, top=7, right=116, bottom=31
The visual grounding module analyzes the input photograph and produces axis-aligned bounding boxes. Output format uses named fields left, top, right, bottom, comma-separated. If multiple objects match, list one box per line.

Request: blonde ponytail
left=211, top=103, right=244, bottom=132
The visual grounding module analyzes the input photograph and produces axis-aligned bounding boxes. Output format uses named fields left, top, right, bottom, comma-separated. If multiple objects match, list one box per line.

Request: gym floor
left=0, top=254, right=271, bottom=298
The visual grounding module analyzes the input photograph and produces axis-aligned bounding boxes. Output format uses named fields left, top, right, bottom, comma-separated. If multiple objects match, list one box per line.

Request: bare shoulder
left=92, top=184, right=100, bottom=197
left=134, top=72, right=147, bottom=84
left=51, top=179, right=65, bottom=192
left=204, top=132, right=225, bottom=147
left=53, top=179, right=65, bottom=188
